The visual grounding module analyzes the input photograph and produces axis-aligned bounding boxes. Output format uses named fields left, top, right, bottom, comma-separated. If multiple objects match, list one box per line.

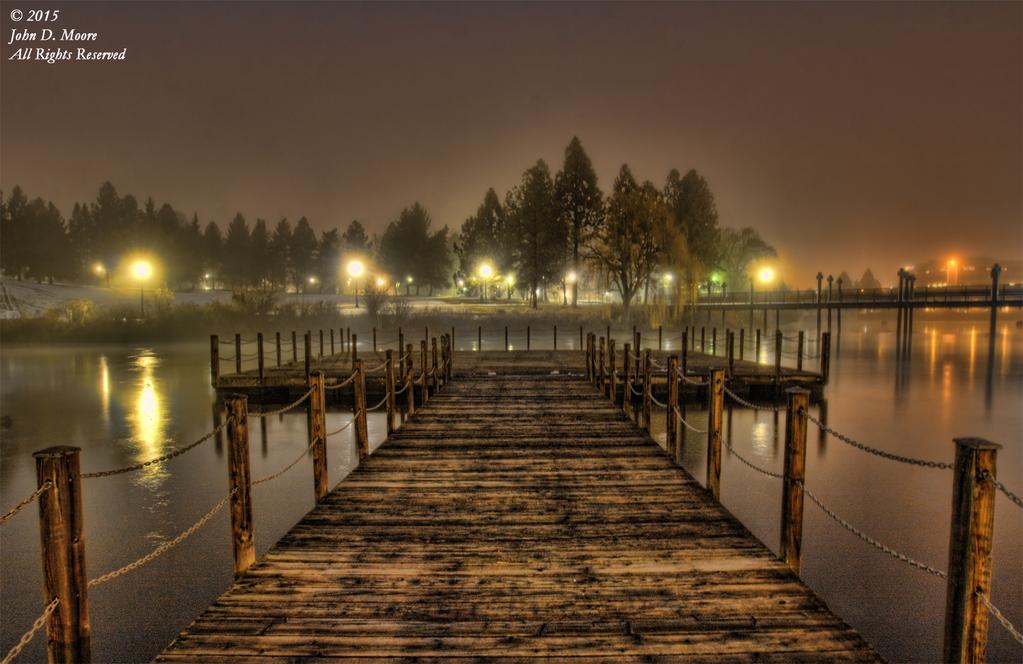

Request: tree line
left=0, top=182, right=453, bottom=294
left=455, top=137, right=777, bottom=309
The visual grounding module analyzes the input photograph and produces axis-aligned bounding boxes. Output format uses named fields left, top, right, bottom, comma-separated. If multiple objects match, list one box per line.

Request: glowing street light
left=92, top=262, right=110, bottom=288
left=347, top=259, right=366, bottom=308
left=478, top=262, right=495, bottom=301
left=566, top=271, right=578, bottom=284
left=505, top=273, right=516, bottom=299
left=757, top=266, right=775, bottom=285
left=375, top=276, right=386, bottom=289
left=131, top=259, right=152, bottom=317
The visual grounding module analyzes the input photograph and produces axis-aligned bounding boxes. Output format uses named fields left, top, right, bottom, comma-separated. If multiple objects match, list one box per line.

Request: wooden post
left=553, top=324, right=557, bottom=350
left=210, top=334, right=220, bottom=387
left=797, top=330, right=805, bottom=371
left=755, top=328, right=761, bottom=362
left=235, top=333, right=242, bottom=374
left=943, top=438, right=1000, bottom=664
left=598, top=336, right=606, bottom=397
left=319, top=329, right=324, bottom=357
left=346, top=327, right=351, bottom=353
left=353, top=360, right=369, bottom=462
left=634, top=329, right=641, bottom=354
left=820, top=331, right=832, bottom=384
left=706, top=368, right=724, bottom=500
left=739, top=328, right=745, bottom=361
left=257, top=333, right=265, bottom=382
left=373, top=327, right=377, bottom=352
left=700, top=326, right=705, bottom=352
left=780, top=387, right=809, bottom=573
left=727, top=331, right=735, bottom=377
left=623, top=342, right=632, bottom=418
left=304, top=332, right=312, bottom=380
left=711, top=327, right=717, bottom=355
left=351, top=333, right=358, bottom=368
left=667, top=355, right=679, bottom=460
left=608, top=340, right=617, bottom=404
left=478, top=326, right=482, bottom=352
left=308, top=372, right=328, bottom=501
left=292, top=331, right=297, bottom=364
left=33, top=446, right=91, bottom=664
left=385, top=350, right=396, bottom=434
left=445, top=333, right=454, bottom=380
left=585, top=333, right=593, bottom=383
left=681, top=331, right=689, bottom=376
left=275, top=332, right=281, bottom=367
left=658, top=325, right=663, bottom=350
left=431, top=337, right=439, bottom=395
left=774, top=329, right=782, bottom=386
left=643, top=348, right=652, bottom=432
left=330, top=328, right=335, bottom=355
left=224, top=395, right=255, bottom=574
left=420, top=340, right=429, bottom=403
left=398, top=329, right=405, bottom=381
left=527, top=325, right=531, bottom=350
left=404, top=345, right=416, bottom=417
left=579, top=325, right=583, bottom=350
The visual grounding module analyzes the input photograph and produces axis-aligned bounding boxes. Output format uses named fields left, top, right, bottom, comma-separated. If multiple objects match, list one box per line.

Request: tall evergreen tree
left=290, top=217, right=318, bottom=291
left=664, top=169, right=720, bottom=275
left=555, top=137, right=603, bottom=305
left=223, top=213, right=251, bottom=287
left=268, top=218, right=292, bottom=290
left=249, top=219, right=271, bottom=288
left=455, top=188, right=508, bottom=290
left=342, top=220, right=370, bottom=254
left=201, top=221, right=224, bottom=286
left=505, top=160, right=564, bottom=308
left=315, top=229, right=342, bottom=292
left=379, top=203, right=450, bottom=295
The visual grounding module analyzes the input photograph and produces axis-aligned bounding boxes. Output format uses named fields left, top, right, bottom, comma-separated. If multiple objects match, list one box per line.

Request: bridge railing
left=583, top=337, right=1022, bottom=660
left=0, top=334, right=454, bottom=664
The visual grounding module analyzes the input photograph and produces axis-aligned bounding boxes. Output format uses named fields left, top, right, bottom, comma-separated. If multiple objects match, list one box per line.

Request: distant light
left=92, top=262, right=106, bottom=275
left=566, top=271, right=578, bottom=284
left=478, top=262, right=494, bottom=280
left=131, top=260, right=153, bottom=281
left=406, top=275, right=413, bottom=284
left=203, top=272, right=211, bottom=279
left=308, top=276, right=318, bottom=285
left=757, top=267, right=775, bottom=284
left=375, top=276, right=386, bottom=288
left=457, top=278, right=465, bottom=288
left=346, top=260, right=365, bottom=278
left=663, top=273, right=674, bottom=283
left=710, top=271, right=723, bottom=283
left=505, top=274, right=516, bottom=286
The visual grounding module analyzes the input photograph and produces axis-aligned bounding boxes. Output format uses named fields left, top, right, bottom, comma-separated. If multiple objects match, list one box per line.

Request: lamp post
left=505, top=274, right=515, bottom=300
left=92, top=262, right=109, bottom=288
left=347, top=260, right=365, bottom=308
left=131, top=260, right=152, bottom=317
left=478, top=262, right=494, bottom=302
left=565, top=271, right=577, bottom=306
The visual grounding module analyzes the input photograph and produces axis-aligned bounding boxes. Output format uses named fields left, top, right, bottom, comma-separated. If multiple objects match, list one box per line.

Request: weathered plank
left=158, top=375, right=878, bottom=662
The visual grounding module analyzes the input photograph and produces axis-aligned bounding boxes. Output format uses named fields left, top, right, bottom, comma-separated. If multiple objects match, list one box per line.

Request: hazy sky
left=2, top=1, right=1020, bottom=285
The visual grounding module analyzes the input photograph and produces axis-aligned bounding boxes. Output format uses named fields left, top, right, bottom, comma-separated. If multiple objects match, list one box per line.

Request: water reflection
left=99, top=355, right=111, bottom=422
left=128, top=351, right=168, bottom=483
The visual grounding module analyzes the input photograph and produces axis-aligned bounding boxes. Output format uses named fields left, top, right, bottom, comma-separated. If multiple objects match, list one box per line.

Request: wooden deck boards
left=158, top=375, right=878, bottom=662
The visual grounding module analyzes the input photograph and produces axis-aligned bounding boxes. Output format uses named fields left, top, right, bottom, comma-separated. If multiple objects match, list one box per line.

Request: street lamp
left=347, top=259, right=365, bottom=308
left=478, top=262, right=494, bottom=302
left=757, top=266, right=775, bottom=285
left=92, top=262, right=110, bottom=288
left=505, top=273, right=516, bottom=299
left=131, top=259, right=152, bottom=317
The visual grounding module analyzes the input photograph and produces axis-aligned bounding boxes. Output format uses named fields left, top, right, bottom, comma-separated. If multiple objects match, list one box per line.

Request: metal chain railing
left=976, top=589, right=1023, bottom=644
left=676, top=368, right=704, bottom=386
left=725, top=438, right=782, bottom=479
left=366, top=394, right=389, bottom=412
left=87, top=490, right=235, bottom=588
left=253, top=439, right=318, bottom=486
left=985, top=473, right=1023, bottom=511
left=1, top=597, right=59, bottom=664
left=723, top=384, right=785, bottom=412
left=801, top=482, right=947, bottom=579
left=251, top=387, right=314, bottom=418
left=674, top=405, right=707, bottom=434
left=0, top=482, right=51, bottom=525
left=326, top=415, right=358, bottom=438
left=82, top=420, right=230, bottom=479
left=805, top=411, right=953, bottom=470
left=325, top=371, right=358, bottom=391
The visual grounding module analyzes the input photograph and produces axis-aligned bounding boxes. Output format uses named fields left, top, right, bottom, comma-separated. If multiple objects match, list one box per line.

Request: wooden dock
left=158, top=374, right=878, bottom=661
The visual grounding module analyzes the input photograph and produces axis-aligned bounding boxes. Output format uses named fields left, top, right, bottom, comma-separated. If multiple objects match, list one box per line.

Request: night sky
left=1, top=1, right=1020, bottom=285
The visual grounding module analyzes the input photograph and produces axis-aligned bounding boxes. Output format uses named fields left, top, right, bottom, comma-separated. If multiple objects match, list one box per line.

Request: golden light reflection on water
left=968, top=327, right=976, bottom=380
left=129, top=352, right=167, bottom=479
left=99, top=355, right=110, bottom=422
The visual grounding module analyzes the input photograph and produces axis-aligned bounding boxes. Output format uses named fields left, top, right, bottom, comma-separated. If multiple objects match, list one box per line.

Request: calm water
left=1, top=312, right=1021, bottom=663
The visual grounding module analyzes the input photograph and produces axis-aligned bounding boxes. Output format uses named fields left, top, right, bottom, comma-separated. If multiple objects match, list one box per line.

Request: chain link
left=251, top=387, right=314, bottom=418
left=326, top=415, right=358, bottom=438
left=88, top=490, right=234, bottom=588
left=82, top=420, right=230, bottom=479
left=723, top=384, right=785, bottom=412
left=976, top=590, right=1023, bottom=644
left=674, top=405, right=708, bottom=434
left=0, top=482, right=51, bottom=525
left=1, top=597, right=59, bottom=664
left=325, top=371, right=358, bottom=391
left=801, top=483, right=947, bottom=579
left=725, top=438, right=782, bottom=478
left=253, top=439, right=317, bottom=486
left=676, top=368, right=704, bottom=386
left=987, top=474, right=1023, bottom=511
left=804, top=411, right=952, bottom=469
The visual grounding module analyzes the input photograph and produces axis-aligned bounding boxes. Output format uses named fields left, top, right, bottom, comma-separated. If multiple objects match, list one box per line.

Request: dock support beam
left=308, top=372, right=328, bottom=501
left=667, top=355, right=678, bottom=460
left=706, top=368, right=724, bottom=500
left=34, top=446, right=91, bottom=664
left=304, top=332, right=311, bottom=380
left=404, top=345, right=416, bottom=418
left=797, top=331, right=804, bottom=372
left=257, top=333, right=265, bottom=383
left=821, top=331, right=832, bottom=384
left=943, top=437, right=1000, bottom=664
left=224, top=395, right=255, bottom=575
left=623, top=343, right=632, bottom=418
left=353, top=360, right=369, bottom=462
left=781, top=388, right=809, bottom=573
left=210, top=335, right=220, bottom=387
left=385, top=350, right=396, bottom=435
left=643, top=349, right=652, bottom=432
left=598, top=337, right=606, bottom=398
left=235, top=334, right=242, bottom=374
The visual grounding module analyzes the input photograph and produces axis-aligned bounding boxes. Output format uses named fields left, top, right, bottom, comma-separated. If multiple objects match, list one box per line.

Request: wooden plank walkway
left=158, top=375, right=878, bottom=662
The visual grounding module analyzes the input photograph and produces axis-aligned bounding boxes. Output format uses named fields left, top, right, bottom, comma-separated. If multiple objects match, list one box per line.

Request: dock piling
left=257, top=333, right=264, bottom=383
left=235, top=333, right=242, bottom=374
left=385, top=350, right=395, bottom=435
left=643, top=349, right=652, bottom=432
left=706, top=368, right=724, bottom=500
left=667, top=355, right=678, bottom=459
left=308, top=372, right=328, bottom=501
left=353, top=360, right=369, bottom=462
left=781, top=388, right=809, bottom=573
left=225, top=395, right=255, bottom=575
left=210, top=335, right=219, bottom=387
